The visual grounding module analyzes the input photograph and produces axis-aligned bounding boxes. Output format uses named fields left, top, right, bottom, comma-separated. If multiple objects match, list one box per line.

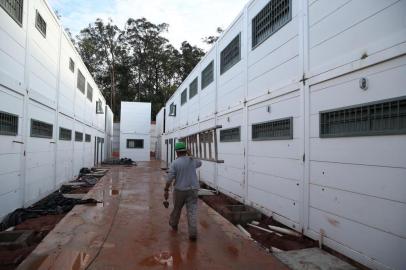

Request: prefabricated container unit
left=156, top=0, right=406, bottom=269
left=119, top=102, right=151, bottom=161
left=155, top=108, right=165, bottom=160
left=0, top=0, right=112, bottom=221
left=112, top=122, right=120, bottom=157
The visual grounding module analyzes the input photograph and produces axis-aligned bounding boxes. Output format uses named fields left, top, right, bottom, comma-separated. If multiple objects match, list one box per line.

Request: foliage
left=75, top=17, right=205, bottom=120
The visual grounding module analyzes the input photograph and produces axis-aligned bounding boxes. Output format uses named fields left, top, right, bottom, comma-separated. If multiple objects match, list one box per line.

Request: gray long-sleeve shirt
left=166, top=156, right=202, bottom=190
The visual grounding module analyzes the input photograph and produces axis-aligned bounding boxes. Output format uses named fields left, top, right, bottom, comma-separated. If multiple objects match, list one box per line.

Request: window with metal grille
left=31, top=119, right=53, bottom=138
left=169, top=103, right=176, bottom=116
left=59, top=127, right=71, bottom=140
left=75, top=131, right=83, bottom=142
left=252, top=0, right=291, bottom=49
left=87, top=83, right=93, bottom=101
left=77, top=69, right=85, bottom=93
left=320, top=97, right=406, bottom=138
left=127, top=139, right=144, bottom=149
left=201, top=61, right=214, bottom=89
left=0, top=0, right=23, bottom=26
left=220, top=34, right=241, bottom=75
left=35, top=10, right=46, bottom=37
left=189, top=77, right=198, bottom=99
left=96, top=99, right=104, bottom=114
left=69, top=58, right=75, bottom=72
left=0, top=111, right=18, bottom=136
left=220, top=127, right=241, bottom=142
left=85, top=134, right=91, bottom=142
left=252, top=117, right=292, bottom=140
left=181, top=89, right=187, bottom=105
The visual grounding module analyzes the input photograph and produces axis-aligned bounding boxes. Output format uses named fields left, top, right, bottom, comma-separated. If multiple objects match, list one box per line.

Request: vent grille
left=252, top=0, right=291, bottom=48
left=181, top=89, right=187, bottom=105
left=252, top=117, right=292, bottom=140
left=59, top=127, right=71, bottom=141
left=87, top=83, right=93, bottom=101
left=189, top=77, right=198, bottom=99
left=75, top=131, right=83, bottom=142
left=85, top=134, right=91, bottom=142
left=201, top=61, right=214, bottom=89
left=35, top=10, right=46, bottom=37
left=77, top=69, right=85, bottom=93
left=0, top=0, right=23, bottom=26
left=220, top=127, right=241, bottom=142
left=220, top=34, right=241, bottom=75
left=0, top=111, right=18, bottom=136
left=320, top=97, right=406, bottom=138
left=31, top=119, right=53, bottom=138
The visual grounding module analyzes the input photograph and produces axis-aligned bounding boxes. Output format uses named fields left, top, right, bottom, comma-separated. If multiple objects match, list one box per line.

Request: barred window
left=169, top=103, right=176, bottom=116
left=320, top=97, right=406, bottom=138
left=77, top=69, right=85, bottom=93
left=75, top=131, right=83, bottom=142
left=0, top=111, right=18, bottom=136
left=85, top=134, right=91, bottom=142
left=69, top=58, right=75, bottom=72
left=220, top=127, right=240, bottom=142
left=220, top=34, right=241, bottom=75
left=189, top=77, right=198, bottom=99
left=127, top=139, right=144, bottom=149
left=201, top=61, right=214, bottom=89
left=87, top=83, right=93, bottom=101
left=35, top=10, right=46, bottom=37
left=0, top=0, right=23, bottom=26
left=252, top=117, right=292, bottom=140
left=31, top=119, right=53, bottom=138
left=59, top=127, right=72, bottom=141
left=181, top=89, right=187, bottom=105
left=96, top=99, right=104, bottom=114
left=252, top=0, right=291, bottom=49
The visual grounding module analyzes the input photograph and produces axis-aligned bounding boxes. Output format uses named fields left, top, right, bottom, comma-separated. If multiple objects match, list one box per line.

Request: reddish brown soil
left=200, top=192, right=317, bottom=252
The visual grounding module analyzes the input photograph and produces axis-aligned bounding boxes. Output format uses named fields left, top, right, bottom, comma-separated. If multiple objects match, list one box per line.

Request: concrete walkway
left=18, top=161, right=288, bottom=270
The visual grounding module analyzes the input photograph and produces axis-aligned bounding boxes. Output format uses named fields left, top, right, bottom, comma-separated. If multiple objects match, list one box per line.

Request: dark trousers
left=169, top=189, right=198, bottom=237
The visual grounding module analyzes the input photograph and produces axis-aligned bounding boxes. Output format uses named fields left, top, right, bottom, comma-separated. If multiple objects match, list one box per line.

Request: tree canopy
left=75, top=17, right=205, bottom=120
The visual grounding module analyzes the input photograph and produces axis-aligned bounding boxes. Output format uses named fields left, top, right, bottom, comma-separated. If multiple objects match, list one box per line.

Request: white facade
left=156, top=0, right=406, bottom=269
left=0, top=0, right=112, bottom=220
left=119, top=102, right=151, bottom=161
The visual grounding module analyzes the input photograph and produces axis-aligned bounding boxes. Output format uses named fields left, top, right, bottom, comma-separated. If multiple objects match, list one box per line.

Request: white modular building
left=0, top=0, right=113, bottom=220
left=119, top=102, right=151, bottom=161
left=155, top=0, right=406, bottom=269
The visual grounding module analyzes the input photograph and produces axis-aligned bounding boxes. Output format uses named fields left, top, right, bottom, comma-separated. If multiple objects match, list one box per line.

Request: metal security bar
left=201, top=61, right=214, bottom=89
left=0, top=0, right=23, bottom=26
left=189, top=77, right=198, bottom=99
left=0, top=111, right=18, bottom=136
left=220, top=34, right=241, bottom=75
left=31, top=119, right=53, bottom=138
left=220, top=127, right=241, bottom=142
left=252, top=0, right=291, bottom=49
left=75, top=131, right=83, bottom=142
left=87, top=83, right=93, bottom=101
left=85, top=134, right=91, bottom=142
left=77, top=69, right=86, bottom=93
left=181, top=89, right=187, bottom=105
left=127, top=139, right=143, bottom=149
left=252, top=117, right=293, bottom=140
left=59, top=127, right=72, bottom=140
left=320, top=97, right=406, bottom=138
left=35, top=10, right=46, bottom=37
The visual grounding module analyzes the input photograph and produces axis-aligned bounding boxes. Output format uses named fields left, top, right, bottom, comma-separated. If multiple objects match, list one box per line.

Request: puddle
left=139, top=252, right=173, bottom=267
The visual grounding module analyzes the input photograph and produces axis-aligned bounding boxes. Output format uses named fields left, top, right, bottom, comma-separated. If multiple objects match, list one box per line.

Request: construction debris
left=198, top=188, right=216, bottom=196
left=237, top=224, right=251, bottom=239
left=102, top=158, right=137, bottom=165
left=251, top=220, right=260, bottom=225
left=268, top=225, right=301, bottom=237
left=247, top=223, right=282, bottom=236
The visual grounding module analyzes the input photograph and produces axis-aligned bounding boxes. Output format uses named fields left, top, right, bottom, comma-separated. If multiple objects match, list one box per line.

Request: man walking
left=164, top=141, right=202, bottom=241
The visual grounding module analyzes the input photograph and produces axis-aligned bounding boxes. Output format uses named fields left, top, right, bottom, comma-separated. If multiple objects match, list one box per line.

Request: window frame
left=220, top=33, right=241, bottom=75
left=0, top=0, right=23, bottom=27
left=77, top=69, right=86, bottom=94
left=181, top=89, right=187, bottom=106
left=220, top=126, right=241, bottom=142
left=169, top=103, right=176, bottom=116
left=35, top=9, right=47, bottom=38
left=30, top=119, right=53, bottom=139
left=127, top=139, right=144, bottom=149
left=75, top=131, right=83, bottom=142
left=201, top=61, right=214, bottom=90
left=59, top=127, right=72, bottom=141
left=0, top=110, right=18, bottom=136
left=85, top=134, right=91, bottom=142
left=189, top=77, right=198, bottom=99
left=87, top=83, right=93, bottom=102
left=252, top=117, right=293, bottom=141
left=69, top=58, right=75, bottom=72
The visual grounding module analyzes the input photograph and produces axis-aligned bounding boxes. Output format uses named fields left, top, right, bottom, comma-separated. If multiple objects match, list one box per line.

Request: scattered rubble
left=102, top=158, right=137, bottom=165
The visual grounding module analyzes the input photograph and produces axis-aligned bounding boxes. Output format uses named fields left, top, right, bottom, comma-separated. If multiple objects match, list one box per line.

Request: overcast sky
left=48, top=0, right=247, bottom=50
